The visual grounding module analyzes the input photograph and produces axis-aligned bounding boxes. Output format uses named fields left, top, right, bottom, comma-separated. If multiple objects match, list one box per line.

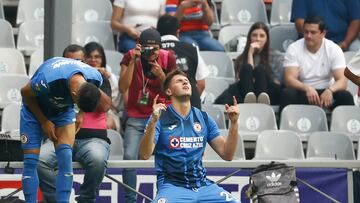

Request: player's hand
left=305, top=85, right=320, bottom=106
left=320, top=88, right=333, bottom=108
left=41, top=120, right=57, bottom=141
left=225, top=96, right=240, bottom=125
left=148, top=60, right=165, bottom=80
left=152, top=95, right=167, bottom=120
left=75, top=112, right=83, bottom=134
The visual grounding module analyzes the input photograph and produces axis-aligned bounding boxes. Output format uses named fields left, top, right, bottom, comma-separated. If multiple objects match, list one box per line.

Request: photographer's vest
left=161, top=40, right=201, bottom=108
left=127, top=49, right=172, bottom=118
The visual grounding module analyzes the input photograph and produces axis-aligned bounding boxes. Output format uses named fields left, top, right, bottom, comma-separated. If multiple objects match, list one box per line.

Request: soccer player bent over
left=20, top=57, right=111, bottom=203
left=139, top=70, right=241, bottom=202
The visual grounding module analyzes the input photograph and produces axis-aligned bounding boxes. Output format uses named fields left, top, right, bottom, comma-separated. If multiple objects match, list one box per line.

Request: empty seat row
left=16, top=0, right=112, bottom=24
left=204, top=103, right=360, bottom=140
left=220, top=0, right=293, bottom=26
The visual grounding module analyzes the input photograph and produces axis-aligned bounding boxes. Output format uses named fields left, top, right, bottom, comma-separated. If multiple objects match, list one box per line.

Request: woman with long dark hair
left=234, top=22, right=284, bottom=105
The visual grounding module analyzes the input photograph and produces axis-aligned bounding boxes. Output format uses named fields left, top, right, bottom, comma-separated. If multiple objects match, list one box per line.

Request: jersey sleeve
left=30, top=72, right=50, bottom=96
left=206, top=113, right=221, bottom=143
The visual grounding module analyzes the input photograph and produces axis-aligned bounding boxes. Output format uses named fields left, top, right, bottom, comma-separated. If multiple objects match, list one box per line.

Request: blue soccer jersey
left=153, top=105, right=221, bottom=189
left=28, top=57, right=103, bottom=117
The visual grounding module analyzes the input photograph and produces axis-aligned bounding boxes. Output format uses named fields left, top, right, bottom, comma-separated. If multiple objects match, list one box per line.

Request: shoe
left=257, top=92, right=270, bottom=105
left=244, top=92, right=256, bottom=103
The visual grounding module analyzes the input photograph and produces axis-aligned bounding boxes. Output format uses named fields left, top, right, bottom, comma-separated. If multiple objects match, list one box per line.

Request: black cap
left=139, top=28, right=161, bottom=45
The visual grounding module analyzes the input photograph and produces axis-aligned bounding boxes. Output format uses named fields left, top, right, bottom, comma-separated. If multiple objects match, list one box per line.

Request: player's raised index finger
left=153, top=94, right=159, bottom=104
left=232, top=96, right=238, bottom=106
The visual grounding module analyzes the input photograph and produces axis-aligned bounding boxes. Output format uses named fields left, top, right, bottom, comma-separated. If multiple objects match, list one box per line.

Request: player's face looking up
left=166, top=74, right=192, bottom=99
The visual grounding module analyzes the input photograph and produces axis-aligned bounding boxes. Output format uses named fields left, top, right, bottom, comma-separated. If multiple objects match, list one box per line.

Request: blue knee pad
left=22, top=153, right=39, bottom=203
left=55, top=144, right=73, bottom=203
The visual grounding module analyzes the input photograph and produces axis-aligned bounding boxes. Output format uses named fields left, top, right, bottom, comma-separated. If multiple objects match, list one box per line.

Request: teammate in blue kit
left=139, top=70, right=241, bottom=202
left=20, top=57, right=112, bottom=203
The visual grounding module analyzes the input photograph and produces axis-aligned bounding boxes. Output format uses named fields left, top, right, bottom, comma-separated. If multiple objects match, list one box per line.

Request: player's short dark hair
left=157, top=15, right=180, bottom=36
left=77, top=82, right=101, bottom=112
left=304, top=16, right=326, bottom=32
left=163, top=69, right=188, bottom=91
left=62, top=44, right=85, bottom=57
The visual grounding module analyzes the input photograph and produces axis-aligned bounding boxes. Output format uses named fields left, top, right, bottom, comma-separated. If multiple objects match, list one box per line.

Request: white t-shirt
left=347, top=50, right=360, bottom=76
left=113, top=0, right=165, bottom=29
left=284, top=38, right=345, bottom=89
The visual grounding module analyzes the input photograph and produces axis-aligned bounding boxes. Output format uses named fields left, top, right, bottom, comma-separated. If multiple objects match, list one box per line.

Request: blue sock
left=55, top=144, right=73, bottom=203
left=22, top=153, right=39, bottom=203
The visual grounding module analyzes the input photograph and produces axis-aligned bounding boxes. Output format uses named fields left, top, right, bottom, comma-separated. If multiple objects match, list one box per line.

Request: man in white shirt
left=280, top=16, right=354, bottom=110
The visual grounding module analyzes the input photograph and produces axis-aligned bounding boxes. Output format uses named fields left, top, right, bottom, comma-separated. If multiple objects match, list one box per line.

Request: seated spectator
left=220, top=22, right=284, bottom=105
left=111, top=0, right=166, bottom=53
left=157, top=14, right=210, bottom=109
left=37, top=44, right=112, bottom=203
left=345, top=51, right=360, bottom=86
left=84, top=42, right=120, bottom=130
left=291, top=0, right=360, bottom=51
left=280, top=16, right=354, bottom=111
left=166, top=0, right=225, bottom=51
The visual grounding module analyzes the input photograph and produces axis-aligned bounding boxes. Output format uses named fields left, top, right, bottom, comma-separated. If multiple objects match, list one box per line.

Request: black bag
left=0, top=140, right=23, bottom=161
left=247, top=162, right=300, bottom=203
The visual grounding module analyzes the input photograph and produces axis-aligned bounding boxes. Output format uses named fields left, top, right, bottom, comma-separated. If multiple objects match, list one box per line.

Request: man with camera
left=118, top=28, right=176, bottom=203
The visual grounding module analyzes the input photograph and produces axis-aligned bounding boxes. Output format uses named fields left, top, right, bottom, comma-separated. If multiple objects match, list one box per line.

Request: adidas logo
left=266, top=172, right=282, bottom=187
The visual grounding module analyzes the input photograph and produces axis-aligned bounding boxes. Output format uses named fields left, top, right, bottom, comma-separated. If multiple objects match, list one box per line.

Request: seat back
left=107, top=129, right=123, bottom=160
left=17, top=21, right=44, bottom=56
left=238, top=103, right=277, bottom=133
left=269, top=25, right=298, bottom=52
left=0, top=48, right=26, bottom=75
left=220, top=0, right=268, bottom=26
left=0, top=0, right=4, bottom=19
left=72, top=0, right=112, bottom=22
left=254, top=130, right=304, bottom=160
left=0, top=19, right=15, bottom=48
left=306, top=132, right=355, bottom=160
left=200, top=51, right=235, bottom=79
left=1, top=103, right=21, bottom=131
left=202, top=105, right=226, bottom=129
left=201, top=77, right=229, bottom=104
left=16, top=0, right=44, bottom=24
left=218, top=25, right=251, bottom=53
left=280, top=105, right=328, bottom=135
left=270, top=0, right=293, bottom=26
left=204, top=129, right=245, bottom=160
left=72, top=22, right=115, bottom=50
left=29, top=48, right=43, bottom=76
left=104, top=50, right=123, bottom=76
left=0, top=74, right=29, bottom=108
left=331, top=106, right=360, bottom=135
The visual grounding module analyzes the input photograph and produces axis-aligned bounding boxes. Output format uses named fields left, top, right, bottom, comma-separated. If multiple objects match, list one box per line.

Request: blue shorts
left=20, top=105, right=76, bottom=150
left=153, top=183, right=240, bottom=203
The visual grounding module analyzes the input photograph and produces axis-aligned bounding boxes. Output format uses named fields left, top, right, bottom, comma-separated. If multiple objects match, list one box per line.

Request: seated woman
left=234, top=22, right=284, bottom=105
left=166, top=0, right=225, bottom=51
left=111, top=0, right=166, bottom=53
left=84, top=42, right=120, bottom=130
